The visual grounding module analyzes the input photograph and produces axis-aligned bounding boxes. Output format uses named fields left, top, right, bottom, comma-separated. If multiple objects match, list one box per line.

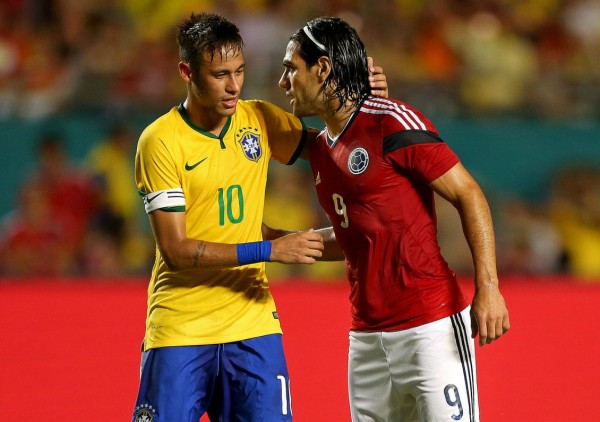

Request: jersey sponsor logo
left=133, top=403, right=157, bottom=421
left=236, top=127, right=262, bottom=162
left=185, top=157, right=208, bottom=171
left=348, top=147, right=369, bottom=175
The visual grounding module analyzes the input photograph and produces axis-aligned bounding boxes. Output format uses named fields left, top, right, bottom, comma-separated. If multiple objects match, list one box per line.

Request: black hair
left=176, top=12, right=244, bottom=74
left=290, top=17, right=370, bottom=112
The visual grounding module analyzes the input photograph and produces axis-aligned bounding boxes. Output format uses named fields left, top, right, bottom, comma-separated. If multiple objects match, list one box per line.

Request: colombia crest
left=236, top=127, right=262, bottom=162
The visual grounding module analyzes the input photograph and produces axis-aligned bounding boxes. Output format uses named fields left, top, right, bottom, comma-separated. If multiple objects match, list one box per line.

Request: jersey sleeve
left=135, top=129, right=186, bottom=213
left=383, top=130, right=460, bottom=183
left=252, top=100, right=307, bottom=165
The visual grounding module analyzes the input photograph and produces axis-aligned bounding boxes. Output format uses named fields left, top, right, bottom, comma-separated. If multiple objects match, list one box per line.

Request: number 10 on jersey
left=218, top=185, right=244, bottom=226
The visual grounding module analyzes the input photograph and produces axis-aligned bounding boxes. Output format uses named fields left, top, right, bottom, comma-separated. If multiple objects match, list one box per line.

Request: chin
left=221, top=106, right=237, bottom=116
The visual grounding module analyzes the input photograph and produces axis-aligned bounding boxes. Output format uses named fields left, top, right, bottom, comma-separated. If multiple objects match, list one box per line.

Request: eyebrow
left=212, top=63, right=246, bottom=73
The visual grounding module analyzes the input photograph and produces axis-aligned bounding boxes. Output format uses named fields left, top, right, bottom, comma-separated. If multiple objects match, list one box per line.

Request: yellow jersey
left=135, top=100, right=306, bottom=350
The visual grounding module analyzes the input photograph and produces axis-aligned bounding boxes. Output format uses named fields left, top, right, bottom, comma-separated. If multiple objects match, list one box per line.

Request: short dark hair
left=290, top=17, right=369, bottom=112
left=176, top=12, right=244, bottom=73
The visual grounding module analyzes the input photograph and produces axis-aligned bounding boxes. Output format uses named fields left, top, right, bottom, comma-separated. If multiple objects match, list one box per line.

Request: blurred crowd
left=1, top=0, right=600, bottom=280
left=0, top=0, right=599, bottom=119
left=0, top=124, right=153, bottom=277
left=3, top=125, right=600, bottom=280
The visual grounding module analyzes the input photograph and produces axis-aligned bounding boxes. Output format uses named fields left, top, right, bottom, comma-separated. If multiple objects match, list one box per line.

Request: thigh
left=389, top=308, right=479, bottom=422
left=348, top=331, right=398, bottom=422
left=213, top=334, right=292, bottom=422
left=132, top=345, right=219, bottom=422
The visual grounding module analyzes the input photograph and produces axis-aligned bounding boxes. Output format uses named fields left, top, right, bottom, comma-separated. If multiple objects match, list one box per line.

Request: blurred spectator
left=86, top=123, right=138, bottom=224
left=0, top=184, right=72, bottom=276
left=0, top=3, right=28, bottom=116
left=550, top=165, right=600, bottom=278
left=449, top=8, right=539, bottom=116
left=83, top=122, right=153, bottom=275
left=74, top=8, right=137, bottom=112
left=495, top=198, right=563, bottom=275
left=229, top=0, right=299, bottom=102
left=25, top=133, right=97, bottom=252
left=111, top=36, right=184, bottom=114
left=0, top=0, right=598, bottom=119
left=0, top=132, right=97, bottom=275
left=16, top=22, right=78, bottom=119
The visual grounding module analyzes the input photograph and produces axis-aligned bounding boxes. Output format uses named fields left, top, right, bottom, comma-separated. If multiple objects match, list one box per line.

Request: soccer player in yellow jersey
left=132, top=12, right=388, bottom=422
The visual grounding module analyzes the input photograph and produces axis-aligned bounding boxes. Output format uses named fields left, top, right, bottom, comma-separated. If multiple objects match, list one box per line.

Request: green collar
left=177, top=103, right=230, bottom=148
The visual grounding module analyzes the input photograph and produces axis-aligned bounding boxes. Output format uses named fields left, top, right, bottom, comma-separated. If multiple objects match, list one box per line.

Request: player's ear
left=178, top=62, right=193, bottom=81
left=316, top=56, right=332, bottom=83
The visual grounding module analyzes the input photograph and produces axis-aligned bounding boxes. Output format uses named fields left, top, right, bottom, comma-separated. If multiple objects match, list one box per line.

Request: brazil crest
left=237, top=127, right=262, bottom=162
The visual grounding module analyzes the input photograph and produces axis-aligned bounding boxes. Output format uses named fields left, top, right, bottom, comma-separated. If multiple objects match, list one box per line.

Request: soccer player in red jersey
left=279, top=17, right=510, bottom=421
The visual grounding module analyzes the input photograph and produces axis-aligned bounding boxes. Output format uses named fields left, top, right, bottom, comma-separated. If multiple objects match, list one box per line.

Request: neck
left=323, top=101, right=356, bottom=139
left=183, top=98, right=228, bottom=136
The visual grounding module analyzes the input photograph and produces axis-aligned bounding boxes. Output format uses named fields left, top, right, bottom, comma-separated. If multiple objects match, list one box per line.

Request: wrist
left=237, top=241, right=272, bottom=265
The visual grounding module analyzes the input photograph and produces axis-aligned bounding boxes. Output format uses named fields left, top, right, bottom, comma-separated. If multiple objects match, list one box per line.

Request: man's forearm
left=457, top=190, right=499, bottom=289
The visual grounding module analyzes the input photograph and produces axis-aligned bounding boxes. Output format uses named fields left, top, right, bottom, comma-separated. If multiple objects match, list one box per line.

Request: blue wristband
left=237, top=241, right=272, bottom=265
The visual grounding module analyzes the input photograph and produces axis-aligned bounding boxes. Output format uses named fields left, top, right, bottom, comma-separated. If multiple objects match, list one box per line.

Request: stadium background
left=1, top=0, right=600, bottom=420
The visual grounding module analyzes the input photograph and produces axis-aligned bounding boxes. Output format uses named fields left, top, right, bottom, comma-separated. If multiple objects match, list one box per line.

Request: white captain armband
left=142, top=188, right=185, bottom=213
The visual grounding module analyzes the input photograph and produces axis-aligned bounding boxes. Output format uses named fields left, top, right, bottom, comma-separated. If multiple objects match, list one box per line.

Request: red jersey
left=308, top=96, right=468, bottom=332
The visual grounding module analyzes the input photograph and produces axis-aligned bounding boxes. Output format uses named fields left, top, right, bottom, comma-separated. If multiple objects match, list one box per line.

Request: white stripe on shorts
left=451, top=312, right=476, bottom=422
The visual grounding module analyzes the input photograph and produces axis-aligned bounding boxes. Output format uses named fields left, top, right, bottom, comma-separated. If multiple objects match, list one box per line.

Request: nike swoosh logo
left=185, top=157, right=208, bottom=171
left=146, top=192, right=164, bottom=203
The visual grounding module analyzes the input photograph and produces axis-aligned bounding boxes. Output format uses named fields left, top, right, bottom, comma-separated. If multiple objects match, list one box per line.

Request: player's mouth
left=222, top=98, right=238, bottom=109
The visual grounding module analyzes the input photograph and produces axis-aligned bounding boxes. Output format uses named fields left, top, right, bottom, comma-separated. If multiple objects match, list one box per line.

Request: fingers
left=369, top=74, right=386, bottom=87
left=369, top=67, right=384, bottom=77
left=470, top=310, right=479, bottom=339
left=302, top=230, right=323, bottom=241
left=297, top=231, right=325, bottom=250
left=475, top=314, right=510, bottom=347
left=369, top=72, right=387, bottom=98
left=289, top=242, right=323, bottom=264
left=369, top=88, right=384, bottom=98
left=503, top=314, right=511, bottom=333
left=271, top=231, right=325, bottom=264
left=367, top=57, right=383, bottom=76
left=471, top=288, right=510, bottom=347
left=478, top=320, right=489, bottom=347
left=301, top=240, right=324, bottom=257
left=367, top=56, right=385, bottom=83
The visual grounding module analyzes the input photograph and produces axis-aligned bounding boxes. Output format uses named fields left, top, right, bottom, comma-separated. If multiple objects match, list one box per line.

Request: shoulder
left=138, top=107, right=180, bottom=149
left=239, top=99, right=292, bottom=119
left=237, top=99, right=303, bottom=138
left=240, top=99, right=279, bottom=111
left=359, top=97, right=438, bottom=136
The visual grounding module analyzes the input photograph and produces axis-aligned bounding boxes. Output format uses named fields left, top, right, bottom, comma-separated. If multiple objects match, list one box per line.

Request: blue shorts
left=132, top=334, right=292, bottom=422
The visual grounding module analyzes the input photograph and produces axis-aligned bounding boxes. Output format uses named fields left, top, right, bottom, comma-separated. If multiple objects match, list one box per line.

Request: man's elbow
left=159, top=247, right=185, bottom=271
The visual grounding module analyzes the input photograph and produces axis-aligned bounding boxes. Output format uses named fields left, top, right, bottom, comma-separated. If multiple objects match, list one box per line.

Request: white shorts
left=348, top=307, right=478, bottom=422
